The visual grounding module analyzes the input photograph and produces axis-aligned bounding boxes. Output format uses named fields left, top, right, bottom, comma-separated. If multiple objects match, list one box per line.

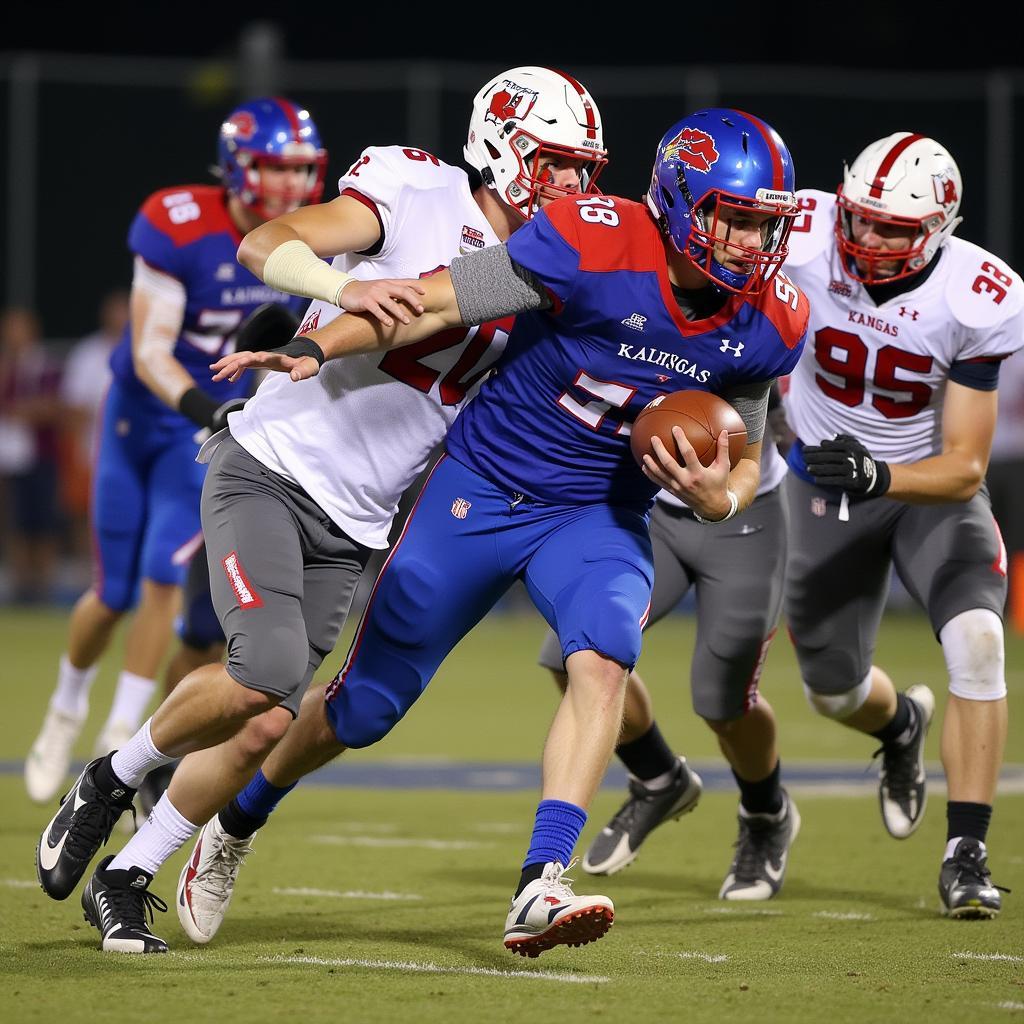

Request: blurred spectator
left=988, top=353, right=1024, bottom=632
left=0, top=307, right=64, bottom=603
left=58, top=289, right=129, bottom=574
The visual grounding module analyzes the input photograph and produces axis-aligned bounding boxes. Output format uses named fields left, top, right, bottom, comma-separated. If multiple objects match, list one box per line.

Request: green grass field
left=1, top=607, right=1022, bottom=1023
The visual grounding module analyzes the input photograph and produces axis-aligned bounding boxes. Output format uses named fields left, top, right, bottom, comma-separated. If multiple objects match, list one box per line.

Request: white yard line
left=995, top=1001, right=1024, bottom=1011
left=813, top=911, right=875, bottom=921
left=273, top=886, right=422, bottom=901
left=951, top=952, right=1024, bottom=963
left=2, top=879, right=36, bottom=889
left=260, top=954, right=609, bottom=985
left=702, top=907, right=784, bottom=916
left=676, top=951, right=729, bottom=963
left=310, top=835, right=492, bottom=850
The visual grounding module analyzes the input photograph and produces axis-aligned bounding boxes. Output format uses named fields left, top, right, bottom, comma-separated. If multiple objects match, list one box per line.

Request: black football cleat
left=939, top=838, right=1009, bottom=920
left=36, top=757, right=136, bottom=900
left=82, top=855, right=169, bottom=953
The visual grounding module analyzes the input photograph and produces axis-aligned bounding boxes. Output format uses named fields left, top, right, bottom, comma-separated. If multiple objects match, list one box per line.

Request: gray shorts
left=201, top=436, right=373, bottom=716
left=784, top=474, right=1007, bottom=696
left=537, top=487, right=787, bottom=720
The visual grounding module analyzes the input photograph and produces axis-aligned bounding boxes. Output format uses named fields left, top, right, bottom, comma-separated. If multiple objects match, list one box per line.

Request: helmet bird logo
left=664, top=127, right=720, bottom=173
left=225, top=111, right=257, bottom=143
left=933, top=170, right=958, bottom=209
left=485, top=82, right=539, bottom=127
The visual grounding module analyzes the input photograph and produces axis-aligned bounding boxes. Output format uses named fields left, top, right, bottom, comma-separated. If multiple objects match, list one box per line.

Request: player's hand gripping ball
left=630, top=390, right=747, bottom=468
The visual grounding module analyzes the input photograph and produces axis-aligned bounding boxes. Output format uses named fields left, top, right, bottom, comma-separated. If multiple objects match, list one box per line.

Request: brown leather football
left=630, top=390, right=748, bottom=469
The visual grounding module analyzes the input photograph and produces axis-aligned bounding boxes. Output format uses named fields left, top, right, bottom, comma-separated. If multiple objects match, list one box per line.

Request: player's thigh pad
left=939, top=608, right=1007, bottom=701
left=202, top=439, right=322, bottom=707
left=326, top=456, right=514, bottom=747
left=892, top=489, right=1008, bottom=634
left=690, top=488, right=787, bottom=720
left=527, top=507, right=654, bottom=671
left=784, top=475, right=897, bottom=695
left=91, top=390, right=150, bottom=610
left=141, top=435, right=206, bottom=586
left=176, top=543, right=225, bottom=650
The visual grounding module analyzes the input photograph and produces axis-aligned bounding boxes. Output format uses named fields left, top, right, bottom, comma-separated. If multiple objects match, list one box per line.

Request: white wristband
left=694, top=489, right=739, bottom=524
left=262, top=239, right=356, bottom=307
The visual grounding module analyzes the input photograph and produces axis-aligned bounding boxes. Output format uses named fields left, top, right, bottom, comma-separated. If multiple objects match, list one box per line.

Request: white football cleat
left=25, top=706, right=86, bottom=804
left=177, top=815, right=255, bottom=944
left=503, top=859, right=613, bottom=958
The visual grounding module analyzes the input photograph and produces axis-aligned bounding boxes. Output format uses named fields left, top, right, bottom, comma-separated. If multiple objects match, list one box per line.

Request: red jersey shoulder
left=138, top=185, right=236, bottom=247
left=543, top=194, right=661, bottom=274
left=749, top=272, right=810, bottom=349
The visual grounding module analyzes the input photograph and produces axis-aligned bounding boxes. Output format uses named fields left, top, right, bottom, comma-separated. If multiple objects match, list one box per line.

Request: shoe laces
left=36, top=712, right=81, bottom=755
left=104, top=880, right=168, bottom=930
left=541, top=857, right=579, bottom=899
left=608, top=769, right=680, bottom=830
left=732, top=815, right=781, bottom=880
left=193, top=831, right=254, bottom=896
left=65, top=799, right=136, bottom=861
left=952, top=845, right=1012, bottom=895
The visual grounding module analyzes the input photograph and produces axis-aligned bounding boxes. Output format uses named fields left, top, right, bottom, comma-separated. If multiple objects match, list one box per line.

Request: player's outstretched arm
left=238, top=194, right=424, bottom=327
left=211, top=270, right=464, bottom=383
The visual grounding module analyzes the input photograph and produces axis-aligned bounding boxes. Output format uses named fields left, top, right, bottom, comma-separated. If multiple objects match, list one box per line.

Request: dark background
left=5, top=8, right=1024, bottom=338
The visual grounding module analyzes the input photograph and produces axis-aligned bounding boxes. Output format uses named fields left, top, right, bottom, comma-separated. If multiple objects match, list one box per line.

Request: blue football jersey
left=109, top=184, right=302, bottom=424
left=445, top=195, right=809, bottom=507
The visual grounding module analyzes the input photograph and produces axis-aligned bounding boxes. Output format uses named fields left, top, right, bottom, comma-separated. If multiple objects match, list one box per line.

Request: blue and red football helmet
left=647, top=108, right=798, bottom=294
left=218, top=97, right=327, bottom=218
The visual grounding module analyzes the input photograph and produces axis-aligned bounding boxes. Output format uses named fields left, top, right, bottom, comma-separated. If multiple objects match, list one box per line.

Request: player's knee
left=567, top=591, right=643, bottom=670
left=231, top=627, right=310, bottom=702
left=373, top=559, right=443, bottom=648
left=328, top=684, right=403, bottom=749
left=232, top=709, right=291, bottom=762
left=803, top=673, right=872, bottom=720
left=940, top=608, right=1007, bottom=701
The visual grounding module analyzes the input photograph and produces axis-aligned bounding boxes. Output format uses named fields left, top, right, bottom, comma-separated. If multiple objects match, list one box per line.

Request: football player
left=35, top=68, right=607, bottom=954
left=782, top=133, right=1019, bottom=917
left=24, top=98, right=341, bottom=808
left=198, top=108, right=808, bottom=956
left=537, top=384, right=794, bottom=901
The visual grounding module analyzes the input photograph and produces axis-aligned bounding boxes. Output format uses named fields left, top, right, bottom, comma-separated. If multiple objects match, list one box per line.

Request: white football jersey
left=783, top=189, right=1024, bottom=463
left=229, top=146, right=511, bottom=548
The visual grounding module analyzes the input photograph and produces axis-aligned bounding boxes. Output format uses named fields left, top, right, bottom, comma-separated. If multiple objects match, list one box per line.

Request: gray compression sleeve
left=449, top=244, right=552, bottom=324
left=720, top=380, right=771, bottom=444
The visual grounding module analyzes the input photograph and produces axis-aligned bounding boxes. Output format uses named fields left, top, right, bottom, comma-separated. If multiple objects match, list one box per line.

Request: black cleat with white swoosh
left=719, top=790, right=800, bottom=901
left=36, top=757, right=136, bottom=900
left=82, top=856, right=169, bottom=953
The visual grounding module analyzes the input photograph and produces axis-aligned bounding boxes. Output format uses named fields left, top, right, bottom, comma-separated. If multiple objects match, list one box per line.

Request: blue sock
left=237, top=770, right=297, bottom=820
left=522, top=799, right=587, bottom=870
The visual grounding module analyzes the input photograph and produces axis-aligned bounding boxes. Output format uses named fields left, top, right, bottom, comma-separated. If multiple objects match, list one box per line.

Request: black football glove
left=234, top=303, right=301, bottom=353
left=802, top=433, right=891, bottom=497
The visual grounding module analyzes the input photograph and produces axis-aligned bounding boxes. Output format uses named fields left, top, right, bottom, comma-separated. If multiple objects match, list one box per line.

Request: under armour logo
left=621, top=313, right=647, bottom=332
left=450, top=498, right=471, bottom=519
left=898, top=306, right=920, bottom=320
left=719, top=339, right=744, bottom=358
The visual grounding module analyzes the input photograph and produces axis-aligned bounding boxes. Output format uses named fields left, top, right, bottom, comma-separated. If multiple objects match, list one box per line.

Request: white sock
left=103, top=671, right=157, bottom=732
left=51, top=655, right=98, bottom=719
left=110, top=719, right=173, bottom=788
left=945, top=836, right=985, bottom=860
left=109, top=793, right=199, bottom=875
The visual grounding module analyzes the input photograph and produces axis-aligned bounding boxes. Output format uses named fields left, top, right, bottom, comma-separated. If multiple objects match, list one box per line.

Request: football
left=630, top=389, right=748, bottom=469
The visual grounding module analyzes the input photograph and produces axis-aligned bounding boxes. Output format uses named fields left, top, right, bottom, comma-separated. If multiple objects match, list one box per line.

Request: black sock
left=218, top=797, right=265, bottom=840
left=946, top=801, right=992, bottom=844
left=870, top=692, right=914, bottom=746
left=92, top=752, right=135, bottom=799
left=515, top=862, right=546, bottom=898
left=734, top=759, right=783, bottom=816
left=616, top=722, right=677, bottom=782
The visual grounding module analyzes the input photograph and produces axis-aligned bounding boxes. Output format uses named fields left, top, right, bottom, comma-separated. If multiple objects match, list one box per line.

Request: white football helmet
left=464, top=66, right=607, bottom=218
left=836, top=132, right=963, bottom=284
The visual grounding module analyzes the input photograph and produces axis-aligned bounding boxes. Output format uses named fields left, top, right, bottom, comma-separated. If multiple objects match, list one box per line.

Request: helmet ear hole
left=660, top=186, right=675, bottom=209
left=485, top=140, right=502, bottom=161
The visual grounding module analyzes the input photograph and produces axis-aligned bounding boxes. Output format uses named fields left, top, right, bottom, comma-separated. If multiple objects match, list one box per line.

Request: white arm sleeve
left=132, top=255, right=187, bottom=362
